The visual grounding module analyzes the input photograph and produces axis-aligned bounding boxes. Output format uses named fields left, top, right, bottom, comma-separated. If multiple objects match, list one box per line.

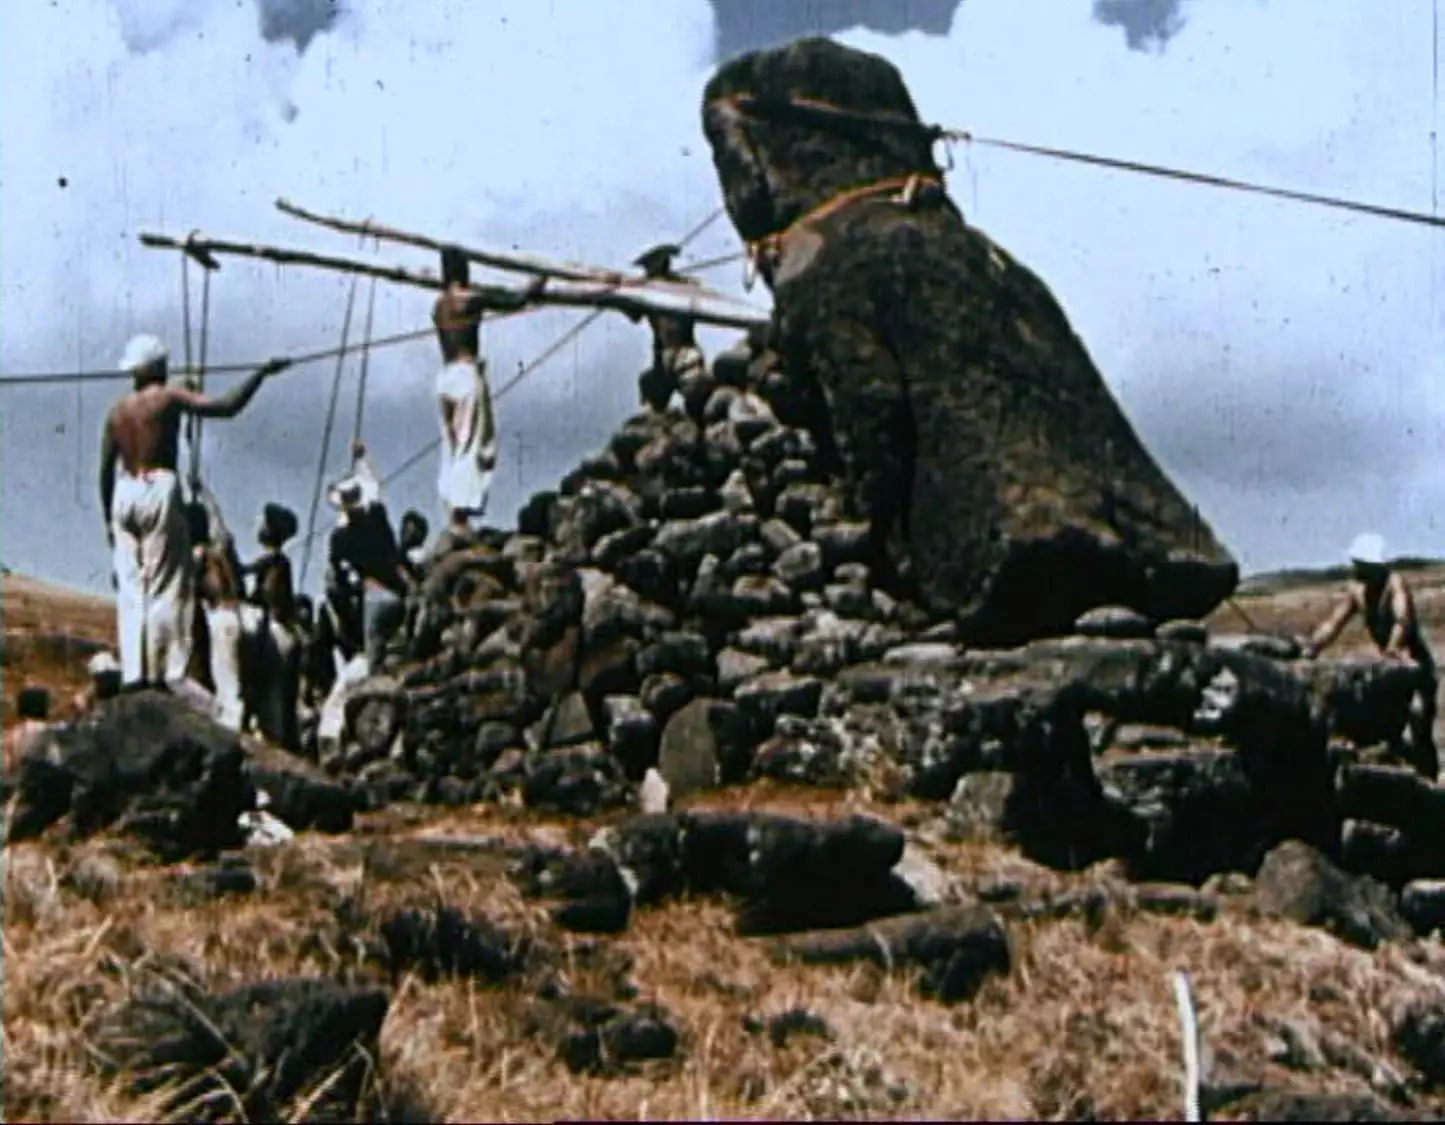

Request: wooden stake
left=276, top=197, right=616, bottom=284
left=137, top=230, right=772, bottom=330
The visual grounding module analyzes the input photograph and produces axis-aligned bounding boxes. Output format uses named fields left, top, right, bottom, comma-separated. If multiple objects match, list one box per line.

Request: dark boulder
left=6, top=690, right=253, bottom=861
left=90, top=974, right=392, bottom=1122
left=769, top=904, right=1011, bottom=1003
left=1252, top=840, right=1412, bottom=950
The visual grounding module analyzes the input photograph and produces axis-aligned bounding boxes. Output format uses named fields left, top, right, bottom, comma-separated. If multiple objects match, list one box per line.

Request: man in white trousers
left=431, top=247, right=546, bottom=545
left=99, top=333, right=287, bottom=691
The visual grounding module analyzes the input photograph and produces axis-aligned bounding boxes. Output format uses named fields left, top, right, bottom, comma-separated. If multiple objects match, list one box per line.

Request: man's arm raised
left=171, top=357, right=291, bottom=419
left=462, top=275, right=548, bottom=317
left=1305, top=591, right=1358, bottom=658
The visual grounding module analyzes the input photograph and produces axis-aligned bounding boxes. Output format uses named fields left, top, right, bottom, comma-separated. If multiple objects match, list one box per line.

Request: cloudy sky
left=2, top=0, right=1441, bottom=596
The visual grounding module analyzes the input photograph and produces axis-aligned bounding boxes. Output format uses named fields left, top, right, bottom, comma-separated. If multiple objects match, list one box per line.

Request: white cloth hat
left=118, top=333, right=169, bottom=372
left=87, top=651, right=120, bottom=677
left=1347, top=532, right=1387, bottom=567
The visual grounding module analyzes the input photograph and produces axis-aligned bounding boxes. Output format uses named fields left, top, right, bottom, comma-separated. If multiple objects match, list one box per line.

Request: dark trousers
left=1405, top=662, right=1439, bottom=780
left=363, top=587, right=408, bottom=670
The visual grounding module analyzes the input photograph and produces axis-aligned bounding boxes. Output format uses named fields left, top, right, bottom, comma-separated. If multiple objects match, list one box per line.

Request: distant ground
left=5, top=565, right=1445, bottom=1121
left=1, top=573, right=115, bottom=726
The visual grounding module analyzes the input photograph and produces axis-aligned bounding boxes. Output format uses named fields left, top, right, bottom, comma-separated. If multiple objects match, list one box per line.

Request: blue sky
left=2, top=0, right=1441, bottom=595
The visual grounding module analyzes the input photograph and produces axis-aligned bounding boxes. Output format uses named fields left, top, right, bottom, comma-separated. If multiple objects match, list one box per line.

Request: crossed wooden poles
left=138, top=198, right=769, bottom=332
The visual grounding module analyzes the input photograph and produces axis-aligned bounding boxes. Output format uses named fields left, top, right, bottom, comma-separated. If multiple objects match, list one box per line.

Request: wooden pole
left=276, top=197, right=617, bottom=284
left=137, top=230, right=772, bottom=330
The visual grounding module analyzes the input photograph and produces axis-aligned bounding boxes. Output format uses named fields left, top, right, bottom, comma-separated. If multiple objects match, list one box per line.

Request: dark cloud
left=709, top=0, right=960, bottom=61
left=255, top=0, right=342, bottom=52
left=1091, top=0, right=1189, bottom=53
left=1126, top=358, right=1408, bottom=495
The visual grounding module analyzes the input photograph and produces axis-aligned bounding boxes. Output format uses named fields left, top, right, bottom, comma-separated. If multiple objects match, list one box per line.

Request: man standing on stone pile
left=627, top=243, right=709, bottom=418
left=432, top=246, right=547, bottom=542
left=324, top=443, right=416, bottom=671
left=99, top=333, right=288, bottom=691
left=1305, top=532, right=1438, bottom=779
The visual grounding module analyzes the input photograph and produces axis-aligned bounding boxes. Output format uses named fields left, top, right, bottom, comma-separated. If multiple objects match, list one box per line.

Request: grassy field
left=5, top=567, right=1445, bottom=1121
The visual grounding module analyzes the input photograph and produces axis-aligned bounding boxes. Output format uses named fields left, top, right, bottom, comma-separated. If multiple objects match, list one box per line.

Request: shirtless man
left=628, top=243, right=708, bottom=418
left=432, top=247, right=547, bottom=544
left=1305, top=531, right=1439, bottom=780
left=99, top=333, right=288, bottom=690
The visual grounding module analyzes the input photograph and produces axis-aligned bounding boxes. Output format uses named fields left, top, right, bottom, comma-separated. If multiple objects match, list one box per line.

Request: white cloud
left=1, top=0, right=748, bottom=590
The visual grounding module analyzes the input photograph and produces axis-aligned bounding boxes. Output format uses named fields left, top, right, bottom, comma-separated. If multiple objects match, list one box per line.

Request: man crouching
left=1305, top=532, right=1439, bottom=780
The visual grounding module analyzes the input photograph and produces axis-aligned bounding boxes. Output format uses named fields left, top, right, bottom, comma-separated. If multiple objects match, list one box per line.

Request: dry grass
left=1, top=573, right=115, bottom=726
left=6, top=569, right=1445, bottom=1122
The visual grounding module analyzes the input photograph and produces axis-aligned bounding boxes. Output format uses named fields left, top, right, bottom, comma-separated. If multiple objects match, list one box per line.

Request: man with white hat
left=74, top=650, right=123, bottom=712
left=99, top=333, right=289, bottom=691
left=1305, top=531, right=1438, bottom=779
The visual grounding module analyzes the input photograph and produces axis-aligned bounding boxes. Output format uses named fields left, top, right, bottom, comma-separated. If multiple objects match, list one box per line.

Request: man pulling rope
left=99, top=334, right=289, bottom=692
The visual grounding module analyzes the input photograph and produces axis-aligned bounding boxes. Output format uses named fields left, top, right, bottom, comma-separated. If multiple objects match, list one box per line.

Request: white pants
left=206, top=603, right=247, bottom=732
left=435, top=359, right=497, bottom=517
left=319, top=653, right=373, bottom=743
left=111, top=469, right=193, bottom=687
left=207, top=602, right=301, bottom=745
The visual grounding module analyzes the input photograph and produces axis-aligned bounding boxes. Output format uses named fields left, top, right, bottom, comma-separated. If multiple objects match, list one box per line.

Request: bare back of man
left=106, top=384, right=185, bottom=476
left=1309, top=565, right=1438, bottom=779
left=105, top=366, right=285, bottom=477
left=101, top=351, right=288, bottom=690
left=434, top=284, right=483, bottom=365
left=1324, top=574, right=1436, bottom=669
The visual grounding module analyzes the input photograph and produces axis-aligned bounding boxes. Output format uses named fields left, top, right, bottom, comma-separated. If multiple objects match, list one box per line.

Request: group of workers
left=89, top=242, right=704, bottom=748
left=87, top=234, right=1439, bottom=783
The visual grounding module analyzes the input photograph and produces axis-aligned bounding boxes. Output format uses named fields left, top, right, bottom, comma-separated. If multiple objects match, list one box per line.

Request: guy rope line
left=1434, top=0, right=1440, bottom=220
left=0, top=325, right=438, bottom=387
left=675, top=205, right=725, bottom=250
left=187, top=248, right=216, bottom=492
left=679, top=249, right=747, bottom=273
left=711, top=92, right=1445, bottom=233
left=353, top=277, right=378, bottom=446
left=299, top=277, right=361, bottom=590
left=180, top=249, right=195, bottom=486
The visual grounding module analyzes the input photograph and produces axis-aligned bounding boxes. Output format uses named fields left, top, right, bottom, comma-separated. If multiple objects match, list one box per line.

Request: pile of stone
left=338, top=334, right=932, bottom=811
left=294, top=330, right=1445, bottom=899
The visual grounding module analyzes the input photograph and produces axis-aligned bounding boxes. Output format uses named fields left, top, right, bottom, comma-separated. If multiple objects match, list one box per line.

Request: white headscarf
left=118, top=333, right=169, bottom=372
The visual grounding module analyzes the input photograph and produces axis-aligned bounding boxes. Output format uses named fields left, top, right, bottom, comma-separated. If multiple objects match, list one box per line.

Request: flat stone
left=759, top=518, right=804, bottom=556
left=774, top=541, right=827, bottom=591
left=717, top=648, right=772, bottom=694
left=734, top=672, right=824, bottom=725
